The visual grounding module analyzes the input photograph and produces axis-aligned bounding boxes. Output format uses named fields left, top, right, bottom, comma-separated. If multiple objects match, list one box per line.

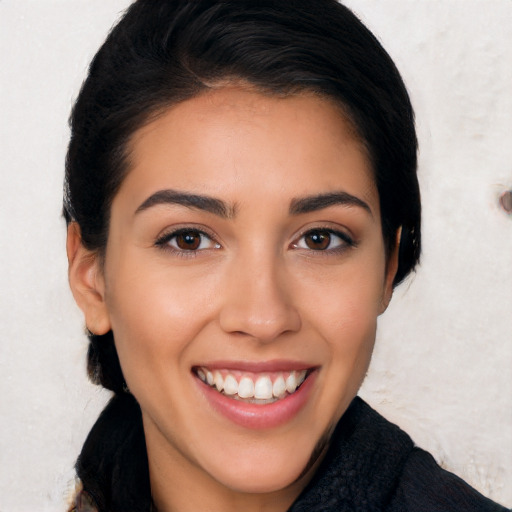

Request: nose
left=218, top=253, right=301, bottom=343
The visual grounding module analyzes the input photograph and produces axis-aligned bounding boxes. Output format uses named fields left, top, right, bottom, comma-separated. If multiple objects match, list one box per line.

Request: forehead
left=120, top=87, right=377, bottom=213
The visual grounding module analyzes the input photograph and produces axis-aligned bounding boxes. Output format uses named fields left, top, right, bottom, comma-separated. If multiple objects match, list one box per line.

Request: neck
left=151, top=480, right=303, bottom=512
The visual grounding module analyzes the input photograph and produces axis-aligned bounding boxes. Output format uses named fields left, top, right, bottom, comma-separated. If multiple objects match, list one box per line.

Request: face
left=71, top=87, right=397, bottom=506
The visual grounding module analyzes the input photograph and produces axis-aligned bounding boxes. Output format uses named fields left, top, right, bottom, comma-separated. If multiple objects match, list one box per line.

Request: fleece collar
left=289, top=397, right=414, bottom=512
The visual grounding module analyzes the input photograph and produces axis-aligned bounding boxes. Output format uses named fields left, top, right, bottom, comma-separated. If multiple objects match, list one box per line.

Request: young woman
left=64, top=1, right=508, bottom=511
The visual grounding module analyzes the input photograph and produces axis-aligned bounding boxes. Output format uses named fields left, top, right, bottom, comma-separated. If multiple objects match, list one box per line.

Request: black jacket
left=289, top=397, right=509, bottom=512
left=71, top=397, right=509, bottom=511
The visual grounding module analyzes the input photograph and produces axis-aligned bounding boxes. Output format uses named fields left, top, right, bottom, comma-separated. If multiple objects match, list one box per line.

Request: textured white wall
left=0, top=1, right=510, bottom=510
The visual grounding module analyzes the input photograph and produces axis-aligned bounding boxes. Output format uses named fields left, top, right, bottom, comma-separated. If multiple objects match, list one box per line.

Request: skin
left=68, top=87, right=398, bottom=512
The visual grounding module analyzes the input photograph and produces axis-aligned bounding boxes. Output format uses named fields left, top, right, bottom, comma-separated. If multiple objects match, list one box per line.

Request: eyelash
left=154, top=226, right=355, bottom=257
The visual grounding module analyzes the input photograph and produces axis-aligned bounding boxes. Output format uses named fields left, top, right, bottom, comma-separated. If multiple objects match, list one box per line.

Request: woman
left=64, top=1, right=508, bottom=511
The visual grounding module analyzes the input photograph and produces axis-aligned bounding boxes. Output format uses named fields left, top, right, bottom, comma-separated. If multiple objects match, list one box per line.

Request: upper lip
left=193, top=360, right=316, bottom=373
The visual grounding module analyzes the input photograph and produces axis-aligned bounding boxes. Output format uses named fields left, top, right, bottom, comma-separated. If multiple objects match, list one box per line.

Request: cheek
left=298, top=257, right=385, bottom=341
left=104, top=259, right=221, bottom=385
left=305, top=270, right=381, bottom=414
left=294, top=251, right=385, bottom=394
left=316, top=284, right=379, bottom=374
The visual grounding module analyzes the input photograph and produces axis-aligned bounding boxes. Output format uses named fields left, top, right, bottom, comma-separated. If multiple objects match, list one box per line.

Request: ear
left=379, top=227, right=401, bottom=315
left=67, top=223, right=111, bottom=335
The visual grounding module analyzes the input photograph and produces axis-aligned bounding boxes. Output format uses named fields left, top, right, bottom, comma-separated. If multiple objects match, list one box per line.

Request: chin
left=203, top=429, right=328, bottom=496
left=215, top=458, right=310, bottom=495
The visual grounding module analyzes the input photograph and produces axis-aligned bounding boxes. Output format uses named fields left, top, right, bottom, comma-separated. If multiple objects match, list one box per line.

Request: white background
left=0, top=1, right=511, bottom=510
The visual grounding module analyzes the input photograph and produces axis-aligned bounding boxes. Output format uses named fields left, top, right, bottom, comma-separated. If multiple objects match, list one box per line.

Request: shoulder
left=388, top=446, right=510, bottom=512
left=347, top=399, right=509, bottom=511
left=290, top=398, right=509, bottom=512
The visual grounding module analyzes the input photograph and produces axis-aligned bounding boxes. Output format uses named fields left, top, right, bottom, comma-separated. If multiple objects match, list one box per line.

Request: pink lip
left=195, top=359, right=313, bottom=372
left=194, top=366, right=318, bottom=430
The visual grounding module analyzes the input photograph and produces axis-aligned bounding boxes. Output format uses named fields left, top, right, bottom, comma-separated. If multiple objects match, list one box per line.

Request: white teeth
left=197, top=367, right=310, bottom=401
left=272, top=376, right=286, bottom=398
left=297, top=370, right=307, bottom=385
left=223, top=374, right=238, bottom=395
left=238, top=377, right=255, bottom=398
left=213, top=371, right=224, bottom=392
left=254, top=376, right=273, bottom=400
left=286, top=372, right=298, bottom=393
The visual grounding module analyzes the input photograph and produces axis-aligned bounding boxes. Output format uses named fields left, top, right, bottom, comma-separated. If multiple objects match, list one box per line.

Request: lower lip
left=195, top=371, right=317, bottom=429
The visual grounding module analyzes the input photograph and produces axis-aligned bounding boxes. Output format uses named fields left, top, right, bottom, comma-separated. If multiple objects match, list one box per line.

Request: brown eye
left=293, top=228, right=353, bottom=252
left=304, top=230, right=331, bottom=250
left=175, top=231, right=202, bottom=250
left=157, top=229, right=220, bottom=252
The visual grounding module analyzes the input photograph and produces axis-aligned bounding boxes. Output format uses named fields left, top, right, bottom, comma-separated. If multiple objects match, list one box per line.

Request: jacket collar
left=289, top=397, right=414, bottom=512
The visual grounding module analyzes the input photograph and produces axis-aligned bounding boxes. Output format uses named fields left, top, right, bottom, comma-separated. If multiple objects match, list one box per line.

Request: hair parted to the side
left=64, top=0, right=421, bottom=509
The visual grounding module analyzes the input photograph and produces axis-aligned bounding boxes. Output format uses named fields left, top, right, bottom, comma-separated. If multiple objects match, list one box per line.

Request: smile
left=194, top=367, right=309, bottom=404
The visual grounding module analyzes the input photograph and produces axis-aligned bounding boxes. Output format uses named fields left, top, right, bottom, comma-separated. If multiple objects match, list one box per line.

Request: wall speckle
left=1, top=1, right=510, bottom=509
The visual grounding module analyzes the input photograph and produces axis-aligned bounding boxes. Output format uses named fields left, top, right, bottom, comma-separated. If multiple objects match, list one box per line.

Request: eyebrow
left=135, top=189, right=371, bottom=219
left=135, top=189, right=235, bottom=218
left=289, top=191, right=372, bottom=216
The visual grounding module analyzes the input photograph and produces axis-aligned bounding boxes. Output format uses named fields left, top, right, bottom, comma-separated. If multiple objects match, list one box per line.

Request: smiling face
left=70, top=87, right=398, bottom=511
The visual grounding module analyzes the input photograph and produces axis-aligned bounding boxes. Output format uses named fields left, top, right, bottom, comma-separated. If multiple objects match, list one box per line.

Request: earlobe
left=67, top=223, right=111, bottom=335
left=379, top=227, right=401, bottom=315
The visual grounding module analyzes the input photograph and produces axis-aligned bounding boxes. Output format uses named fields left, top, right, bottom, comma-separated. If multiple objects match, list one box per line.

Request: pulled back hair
left=64, top=1, right=421, bottom=509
